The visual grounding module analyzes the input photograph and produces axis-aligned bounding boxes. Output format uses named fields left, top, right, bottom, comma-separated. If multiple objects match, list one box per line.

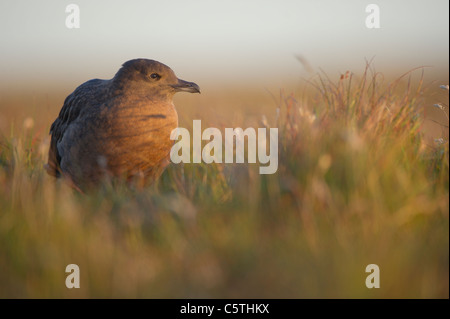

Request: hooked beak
left=172, top=78, right=201, bottom=94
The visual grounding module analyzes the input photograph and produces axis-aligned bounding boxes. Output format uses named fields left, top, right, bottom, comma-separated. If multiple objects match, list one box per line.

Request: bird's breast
left=97, top=100, right=178, bottom=175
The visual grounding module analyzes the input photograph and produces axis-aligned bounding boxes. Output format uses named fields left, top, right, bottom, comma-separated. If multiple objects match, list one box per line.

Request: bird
left=45, top=58, right=200, bottom=190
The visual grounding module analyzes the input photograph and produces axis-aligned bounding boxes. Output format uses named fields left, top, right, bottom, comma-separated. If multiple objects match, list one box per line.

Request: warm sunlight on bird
left=45, top=58, right=200, bottom=190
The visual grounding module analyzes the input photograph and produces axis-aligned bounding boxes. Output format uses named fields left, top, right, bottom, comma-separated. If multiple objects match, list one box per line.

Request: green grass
left=0, top=66, right=448, bottom=298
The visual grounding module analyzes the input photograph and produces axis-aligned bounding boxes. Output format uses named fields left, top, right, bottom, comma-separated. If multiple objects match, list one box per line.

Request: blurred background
left=0, top=0, right=448, bottom=298
left=0, top=0, right=448, bottom=92
left=1, top=0, right=448, bottom=144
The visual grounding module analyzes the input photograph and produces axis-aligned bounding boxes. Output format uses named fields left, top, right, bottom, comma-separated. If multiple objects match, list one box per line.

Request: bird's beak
left=172, top=79, right=201, bottom=94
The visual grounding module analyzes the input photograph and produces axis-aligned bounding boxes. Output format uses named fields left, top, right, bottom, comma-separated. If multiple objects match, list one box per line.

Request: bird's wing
left=45, top=79, right=105, bottom=177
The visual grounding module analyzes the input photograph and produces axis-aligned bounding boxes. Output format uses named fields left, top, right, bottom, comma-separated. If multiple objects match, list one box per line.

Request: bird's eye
left=150, top=73, right=161, bottom=80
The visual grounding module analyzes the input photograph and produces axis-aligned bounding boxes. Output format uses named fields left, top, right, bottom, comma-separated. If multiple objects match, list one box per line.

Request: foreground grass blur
left=0, top=66, right=448, bottom=298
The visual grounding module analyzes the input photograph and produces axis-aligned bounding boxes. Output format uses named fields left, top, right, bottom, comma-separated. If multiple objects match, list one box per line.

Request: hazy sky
left=0, top=0, right=448, bottom=90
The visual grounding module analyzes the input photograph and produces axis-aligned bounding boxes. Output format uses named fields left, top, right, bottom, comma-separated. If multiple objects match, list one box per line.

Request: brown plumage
left=45, top=59, right=200, bottom=190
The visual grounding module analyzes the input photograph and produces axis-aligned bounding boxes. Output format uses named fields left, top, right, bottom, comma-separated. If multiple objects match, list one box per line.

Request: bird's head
left=113, top=58, right=200, bottom=97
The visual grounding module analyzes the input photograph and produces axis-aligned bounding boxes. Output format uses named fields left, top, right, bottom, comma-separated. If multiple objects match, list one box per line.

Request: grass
left=0, top=65, right=448, bottom=298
